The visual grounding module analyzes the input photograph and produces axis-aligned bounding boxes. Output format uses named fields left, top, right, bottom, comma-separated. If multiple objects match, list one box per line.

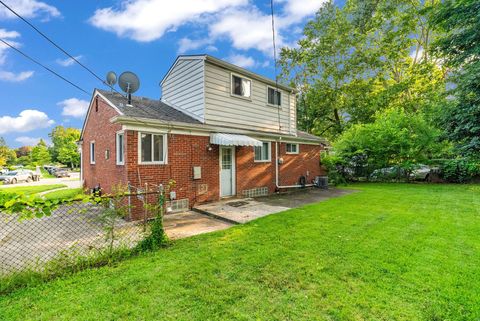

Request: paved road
left=0, top=173, right=81, bottom=190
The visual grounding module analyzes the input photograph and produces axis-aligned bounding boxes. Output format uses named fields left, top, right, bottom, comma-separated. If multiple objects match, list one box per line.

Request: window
left=139, top=132, right=166, bottom=164
left=116, top=132, right=124, bottom=165
left=90, top=141, right=95, bottom=164
left=267, top=87, right=281, bottom=106
left=286, top=143, right=299, bottom=154
left=231, top=74, right=251, bottom=98
left=254, top=141, right=271, bottom=162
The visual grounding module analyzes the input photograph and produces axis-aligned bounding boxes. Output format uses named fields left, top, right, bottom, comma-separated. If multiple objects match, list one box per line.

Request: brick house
left=79, top=55, right=326, bottom=219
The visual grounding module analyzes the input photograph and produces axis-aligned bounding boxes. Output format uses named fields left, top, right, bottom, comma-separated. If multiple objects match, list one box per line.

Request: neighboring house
left=79, top=54, right=326, bottom=219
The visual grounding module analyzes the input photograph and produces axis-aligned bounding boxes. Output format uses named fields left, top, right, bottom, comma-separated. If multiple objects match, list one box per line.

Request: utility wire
left=270, top=0, right=282, bottom=133
left=0, top=0, right=110, bottom=89
left=0, top=0, right=172, bottom=127
left=0, top=38, right=90, bottom=95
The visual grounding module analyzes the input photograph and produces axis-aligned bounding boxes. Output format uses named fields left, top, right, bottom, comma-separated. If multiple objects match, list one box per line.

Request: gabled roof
left=97, top=89, right=201, bottom=125
left=160, top=54, right=296, bottom=93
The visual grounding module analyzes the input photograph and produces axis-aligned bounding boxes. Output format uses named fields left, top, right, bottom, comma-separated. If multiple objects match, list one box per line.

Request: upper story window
left=254, top=141, right=271, bottom=162
left=116, top=132, right=124, bottom=165
left=139, top=132, right=167, bottom=164
left=286, top=143, right=299, bottom=154
left=231, top=74, right=251, bottom=99
left=90, top=141, right=95, bottom=164
left=267, top=87, right=281, bottom=106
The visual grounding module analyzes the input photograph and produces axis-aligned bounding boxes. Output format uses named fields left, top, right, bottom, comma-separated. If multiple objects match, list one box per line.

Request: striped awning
left=210, top=133, right=263, bottom=147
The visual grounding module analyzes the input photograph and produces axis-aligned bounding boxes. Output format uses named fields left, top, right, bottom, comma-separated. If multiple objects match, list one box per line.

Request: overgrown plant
left=94, top=185, right=130, bottom=253
left=135, top=179, right=176, bottom=252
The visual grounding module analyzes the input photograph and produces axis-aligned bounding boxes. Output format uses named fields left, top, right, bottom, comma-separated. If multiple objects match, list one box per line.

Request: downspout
left=275, top=139, right=313, bottom=189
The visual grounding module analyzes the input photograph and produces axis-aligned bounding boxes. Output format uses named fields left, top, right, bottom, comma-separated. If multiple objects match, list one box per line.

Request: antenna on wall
left=118, top=71, right=140, bottom=105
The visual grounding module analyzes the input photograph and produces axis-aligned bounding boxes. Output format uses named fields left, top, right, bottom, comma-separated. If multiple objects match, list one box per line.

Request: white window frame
left=230, top=72, right=252, bottom=100
left=138, top=132, right=168, bottom=165
left=267, top=86, right=282, bottom=107
left=254, top=141, right=271, bottom=163
left=116, top=131, right=125, bottom=165
left=286, top=143, right=299, bottom=154
left=90, top=141, right=95, bottom=164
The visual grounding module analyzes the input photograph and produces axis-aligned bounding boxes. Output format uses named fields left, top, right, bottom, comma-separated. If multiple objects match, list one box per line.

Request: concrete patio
left=193, top=187, right=355, bottom=224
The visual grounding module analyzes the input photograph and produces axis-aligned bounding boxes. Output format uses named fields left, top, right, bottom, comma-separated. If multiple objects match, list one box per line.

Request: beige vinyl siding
left=162, top=58, right=205, bottom=121
left=204, top=62, right=296, bottom=134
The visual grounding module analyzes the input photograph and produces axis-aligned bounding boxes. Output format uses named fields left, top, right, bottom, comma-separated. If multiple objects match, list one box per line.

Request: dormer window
left=267, top=87, right=281, bottom=106
left=231, top=74, right=251, bottom=98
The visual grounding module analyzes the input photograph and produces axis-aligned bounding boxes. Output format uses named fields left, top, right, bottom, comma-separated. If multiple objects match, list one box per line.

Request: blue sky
left=0, top=0, right=329, bottom=148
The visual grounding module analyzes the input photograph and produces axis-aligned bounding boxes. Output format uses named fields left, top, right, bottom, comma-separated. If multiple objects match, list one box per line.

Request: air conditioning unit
left=314, top=176, right=328, bottom=189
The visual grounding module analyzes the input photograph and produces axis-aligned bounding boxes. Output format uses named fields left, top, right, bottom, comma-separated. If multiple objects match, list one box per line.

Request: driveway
left=194, top=188, right=355, bottom=224
left=0, top=173, right=81, bottom=190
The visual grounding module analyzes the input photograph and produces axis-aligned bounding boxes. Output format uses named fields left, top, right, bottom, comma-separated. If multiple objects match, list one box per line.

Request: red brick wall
left=125, top=132, right=220, bottom=207
left=82, top=96, right=127, bottom=192
left=236, top=142, right=325, bottom=194
left=277, top=143, right=325, bottom=186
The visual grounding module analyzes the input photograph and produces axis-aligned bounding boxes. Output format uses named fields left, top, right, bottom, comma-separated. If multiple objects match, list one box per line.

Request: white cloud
left=178, top=38, right=210, bottom=54
left=58, top=98, right=89, bottom=118
left=226, top=54, right=256, bottom=68
left=90, top=0, right=326, bottom=57
left=15, top=136, right=41, bottom=146
left=0, top=110, right=54, bottom=134
left=56, top=55, right=83, bottom=67
left=0, top=0, right=60, bottom=20
left=90, top=0, right=247, bottom=42
left=0, top=29, right=36, bottom=82
left=0, top=28, right=20, bottom=65
left=0, top=70, right=34, bottom=82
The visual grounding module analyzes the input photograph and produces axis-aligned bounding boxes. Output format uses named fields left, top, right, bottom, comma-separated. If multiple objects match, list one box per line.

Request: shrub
left=440, top=159, right=480, bottom=183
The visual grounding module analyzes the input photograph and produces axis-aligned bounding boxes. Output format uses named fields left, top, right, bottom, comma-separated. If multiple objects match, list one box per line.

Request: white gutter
left=275, top=140, right=313, bottom=190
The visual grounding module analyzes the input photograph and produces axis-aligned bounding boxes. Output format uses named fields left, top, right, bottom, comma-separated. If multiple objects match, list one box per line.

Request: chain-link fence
left=0, top=192, right=160, bottom=276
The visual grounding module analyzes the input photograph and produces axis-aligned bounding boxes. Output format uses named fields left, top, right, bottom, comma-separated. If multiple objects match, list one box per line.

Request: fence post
left=143, top=183, right=148, bottom=231
left=127, top=181, right=132, bottom=221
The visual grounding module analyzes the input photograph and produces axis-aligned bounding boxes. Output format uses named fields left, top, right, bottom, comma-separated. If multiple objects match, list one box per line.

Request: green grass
left=42, top=188, right=83, bottom=200
left=0, top=184, right=67, bottom=195
left=1, top=184, right=479, bottom=320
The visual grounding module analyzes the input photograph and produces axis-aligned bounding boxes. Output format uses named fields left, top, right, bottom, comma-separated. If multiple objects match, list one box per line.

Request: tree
left=31, top=139, right=52, bottom=165
left=430, top=0, right=480, bottom=158
left=334, top=108, right=448, bottom=177
left=279, top=0, right=446, bottom=140
left=0, top=137, right=16, bottom=167
left=49, top=126, right=81, bottom=167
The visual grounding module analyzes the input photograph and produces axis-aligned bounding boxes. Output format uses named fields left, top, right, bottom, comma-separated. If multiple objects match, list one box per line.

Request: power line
left=0, top=0, right=174, bottom=127
left=270, top=0, right=282, bottom=133
left=0, top=38, right=90, bottom=95
left=0, top=0, right=109, bottom=89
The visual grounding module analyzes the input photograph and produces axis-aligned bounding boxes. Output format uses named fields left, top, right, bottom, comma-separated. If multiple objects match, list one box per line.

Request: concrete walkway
left=164, top=211, right=232, bottom=240
left=194, top=188, right=355, bottom=224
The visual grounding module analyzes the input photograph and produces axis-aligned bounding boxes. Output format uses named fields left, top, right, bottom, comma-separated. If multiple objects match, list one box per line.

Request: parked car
left=0, top=169, right=34, bottom=184
left=54, top=169, right=70, bottom=178
left=410, top=164, right=436, bottom=181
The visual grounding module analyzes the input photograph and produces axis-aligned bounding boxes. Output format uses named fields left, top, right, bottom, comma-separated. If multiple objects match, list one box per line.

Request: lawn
left=0, top=184, right=67, bottom=195
left=42, top=188, right=83, bottom=200
left=1, top=184, right=479, bottom=320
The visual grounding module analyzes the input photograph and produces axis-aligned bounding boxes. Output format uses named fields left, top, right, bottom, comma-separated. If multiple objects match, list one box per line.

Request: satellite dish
left=106, top=71, right=117, bottom=86
left=118, top=71, right=140, bottom=94
left=118, top=71, right=140, bottom=105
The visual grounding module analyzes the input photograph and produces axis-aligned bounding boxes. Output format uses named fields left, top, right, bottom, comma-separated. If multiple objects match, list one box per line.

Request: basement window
left=231, top=74, right=251, bottom=99
left=254, top=141, right=271, bottom=162
left=139, top=132, right=167, bottom=164
left=286, top=143, right=299, bottom=154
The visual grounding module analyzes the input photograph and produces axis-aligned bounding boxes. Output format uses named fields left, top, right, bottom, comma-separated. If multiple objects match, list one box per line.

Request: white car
left=0, top=170, right=34, bottom=184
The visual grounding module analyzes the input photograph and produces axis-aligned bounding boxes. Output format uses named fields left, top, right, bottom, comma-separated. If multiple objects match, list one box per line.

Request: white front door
left=220, top=146, right=235, bottom=197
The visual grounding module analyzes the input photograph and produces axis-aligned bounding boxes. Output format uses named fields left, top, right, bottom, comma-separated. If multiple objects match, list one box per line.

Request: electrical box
left=193, top=166, right=202, bottom=180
